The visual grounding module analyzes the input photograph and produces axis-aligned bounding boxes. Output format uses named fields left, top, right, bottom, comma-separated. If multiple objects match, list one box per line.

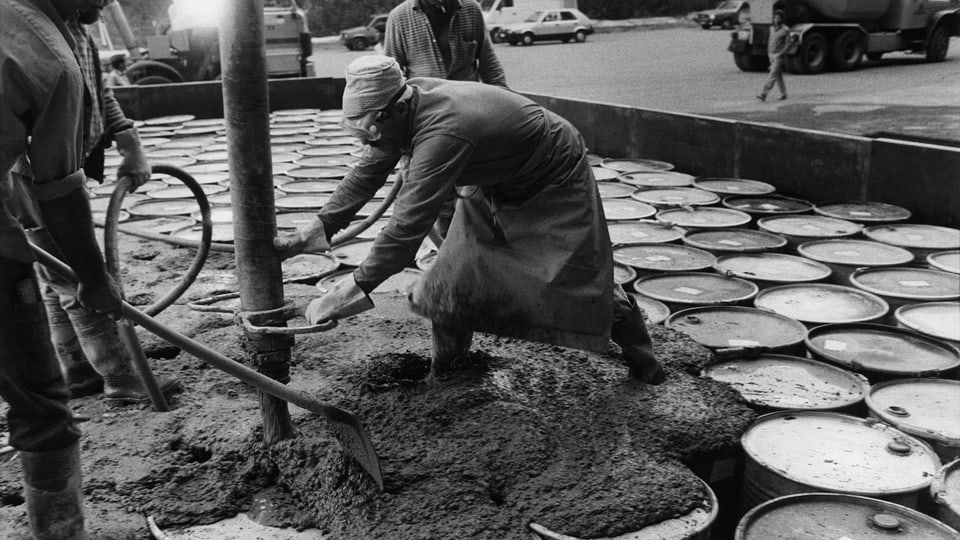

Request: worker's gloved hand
left=77, top=273, right=124, bottom=321
left=305, top=276, right=374, bottom=324
left=114, top=127, right=151, bottom=192
left=273, top=217, right=330, bottom=260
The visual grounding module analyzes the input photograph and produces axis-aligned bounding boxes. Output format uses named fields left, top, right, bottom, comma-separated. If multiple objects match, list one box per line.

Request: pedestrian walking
left=275, top=56, right=665, bottom=385
left=758, top=10, right=789, bottom=101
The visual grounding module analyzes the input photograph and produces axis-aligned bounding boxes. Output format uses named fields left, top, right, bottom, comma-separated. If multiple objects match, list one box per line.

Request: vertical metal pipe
left=103, top=0, right=140, bottom=59
left=219, top=0, right=294, bottom=444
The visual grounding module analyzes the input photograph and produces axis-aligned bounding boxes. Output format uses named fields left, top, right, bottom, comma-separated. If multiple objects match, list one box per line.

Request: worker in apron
left=276, top=56, right=664, bottom=384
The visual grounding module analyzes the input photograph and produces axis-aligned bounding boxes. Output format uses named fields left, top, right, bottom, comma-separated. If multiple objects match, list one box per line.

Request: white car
left=499, top=8, right=594, bottom=46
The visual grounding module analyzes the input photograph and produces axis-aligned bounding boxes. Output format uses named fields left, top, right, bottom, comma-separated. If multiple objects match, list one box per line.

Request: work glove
left=77, top=273, right=124, bottom=321
left=305, top=276, right=374, bottom=324
left=273, top=216, right=330, bottom=260
left=114, top=127, right=151, bottom=192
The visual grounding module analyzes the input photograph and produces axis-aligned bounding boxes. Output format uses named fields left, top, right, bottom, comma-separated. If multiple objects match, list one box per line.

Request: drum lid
left=797, top=239, right=914, bottom=266
left=868, top=379, right=960, bottom=447
left=599, top=158, right=674, bottom=172
left=806, top=323, right=960, bottom=376
left=692, top=177, right=776, bottom=196
left=703, top=354, right=866, bottom=410
left=742, top=411, right=941, bottom=495
left=613, top=244, right=715, bottom=272
left=865, top=224, right=960, bottom=251
left=657, top=207, right=752, bottom=229
left=755, top=284, right=889, bottom=325
left=684, top=228, right=787, bottom=253
left=665, top=305, right=806, bottom=349
left=714, top=253, right=832, bottom=284
left=814, top=201, right=912, bottom=223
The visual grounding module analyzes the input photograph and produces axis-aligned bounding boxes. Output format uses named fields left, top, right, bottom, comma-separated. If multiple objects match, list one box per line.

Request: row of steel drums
left=95, top=111, right=960, bottom=540
left=583, top=158, right=960, bottom=539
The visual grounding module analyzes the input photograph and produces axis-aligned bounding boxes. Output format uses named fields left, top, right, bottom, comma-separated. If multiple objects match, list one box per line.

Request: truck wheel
left=352, top=37, right=369, bottom=51
left=126, top=60, right=185, bottom=85
left=522, top=33, right=535, bottom=46
left=135, top=75, right=175, bottom=85
left=721, top=19, right=733, bottom=30
left=797, top=32, right=828, bottom=74
left=830, top=30, right=864, bottom=71
left=575, top=30, right=587, bottom=43
left=926, top=24, right=950, bottom=62
left=733, top=52, right=769, bottom=72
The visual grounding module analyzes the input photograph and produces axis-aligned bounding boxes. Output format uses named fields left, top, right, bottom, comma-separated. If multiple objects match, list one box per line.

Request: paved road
left=311, top=27, right=960, bottom=145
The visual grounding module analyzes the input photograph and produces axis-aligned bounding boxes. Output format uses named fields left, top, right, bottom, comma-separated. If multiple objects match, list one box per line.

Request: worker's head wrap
left=342, top=56, right=406, bottom=119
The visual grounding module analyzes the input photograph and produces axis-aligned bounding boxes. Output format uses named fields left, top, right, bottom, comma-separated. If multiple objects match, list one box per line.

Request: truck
left=102, top=0, right=314, bottom=84
left=481, top=0, right=579, bottom=42
left=728, top=0, right=960, bottom=73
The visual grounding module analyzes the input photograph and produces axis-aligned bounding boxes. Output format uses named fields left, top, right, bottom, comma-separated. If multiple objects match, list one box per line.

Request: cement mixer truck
left=728, top=0, right=960, bottom=73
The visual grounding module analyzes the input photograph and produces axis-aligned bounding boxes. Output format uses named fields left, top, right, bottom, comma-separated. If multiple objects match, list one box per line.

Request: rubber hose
left=104, top=165, right=213, bottom=317
left=330, top=172, right=403, bottom=247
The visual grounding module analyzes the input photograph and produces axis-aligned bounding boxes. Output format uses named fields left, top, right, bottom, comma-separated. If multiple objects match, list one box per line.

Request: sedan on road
left=499, top=9, right=594, bottom=46
left=694, top=1, right=750, bottom=29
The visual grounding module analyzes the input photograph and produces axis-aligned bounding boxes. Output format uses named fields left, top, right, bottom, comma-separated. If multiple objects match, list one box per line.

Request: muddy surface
left=0, top=229, right=755, bottom=539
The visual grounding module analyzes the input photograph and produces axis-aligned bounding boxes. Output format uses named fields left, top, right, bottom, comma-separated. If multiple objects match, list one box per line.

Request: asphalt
left=312, top=16, right=692, bottom=49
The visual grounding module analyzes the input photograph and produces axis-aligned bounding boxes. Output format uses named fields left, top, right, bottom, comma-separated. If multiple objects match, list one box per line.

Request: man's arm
left=473, top=10, right=507, bottom=87
left=354, top=135, right=473, bottom=292
left=26, top=67, right=121, bottom=316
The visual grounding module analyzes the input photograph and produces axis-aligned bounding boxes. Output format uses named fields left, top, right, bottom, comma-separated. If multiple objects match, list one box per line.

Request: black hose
left=104, top=165, right=213, bottom=316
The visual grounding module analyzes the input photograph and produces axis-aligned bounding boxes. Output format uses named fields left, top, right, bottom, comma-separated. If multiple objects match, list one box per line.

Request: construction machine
left=96, top=0, right=314, bottom=84
left=729, top=0, right=960, bottom=73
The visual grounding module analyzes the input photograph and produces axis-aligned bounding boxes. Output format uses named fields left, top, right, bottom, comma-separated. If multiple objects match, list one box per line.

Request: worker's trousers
left=0, top=255, right=81, bottom=452
left=761, top=55, right=786, bottom=97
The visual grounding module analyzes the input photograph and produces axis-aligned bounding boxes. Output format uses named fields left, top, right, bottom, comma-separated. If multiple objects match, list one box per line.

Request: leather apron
left=409, top=150, right=614, bottom=354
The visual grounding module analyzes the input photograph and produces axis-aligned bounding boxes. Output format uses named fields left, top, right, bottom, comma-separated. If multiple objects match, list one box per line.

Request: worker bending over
left=277, top=56, right=664, bottom=384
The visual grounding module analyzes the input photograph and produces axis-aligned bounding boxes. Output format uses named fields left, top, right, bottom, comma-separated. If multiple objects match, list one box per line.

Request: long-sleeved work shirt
left=384, top=0, right=507, bottom=86
left=1, top=0, right=88, bottom=262
left=318, top=78, right=583, bottom=291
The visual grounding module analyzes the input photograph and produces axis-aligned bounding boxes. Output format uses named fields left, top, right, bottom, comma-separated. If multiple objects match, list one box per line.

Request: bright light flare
left=168, top=0, right=227, bottom=31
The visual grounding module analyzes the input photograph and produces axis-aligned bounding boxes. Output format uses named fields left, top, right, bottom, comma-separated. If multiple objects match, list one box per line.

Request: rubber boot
left=429, top=320, right=473, bottom=382
left=611, top=301, right=665, bottom=385
left=21, top=442, right=88, bottom=540
left=78, top=324, right=181, bottom=405
left=59, top=348, right=105, bottom=399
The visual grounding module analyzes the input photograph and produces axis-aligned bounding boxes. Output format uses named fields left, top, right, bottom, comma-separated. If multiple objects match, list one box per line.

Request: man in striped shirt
left=383, top=0, right=507, bottom=87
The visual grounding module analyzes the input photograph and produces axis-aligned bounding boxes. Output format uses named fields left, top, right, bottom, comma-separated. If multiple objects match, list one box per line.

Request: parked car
left=499, top=8, right=594, bottom=46
left=339, top=14, right=388, bottom=50
left=694, top=1, right=749, bottom=30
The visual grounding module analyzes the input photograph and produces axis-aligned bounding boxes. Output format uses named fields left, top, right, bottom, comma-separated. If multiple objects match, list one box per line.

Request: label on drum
left=631, top=231, right=650, bottom=238
left=719, top=239, right=743, bottom=246
left=849, top=211, right=872, bottom=217
left=674, top=287, right=702, bottom=295
left=645, top=255, right=671, bottom=262
left=834, top=250, right=860, bottom=257
left=728, top=339, right=760, bottom=346
left=727, top=186, right=741, bottom=191
left=824, top=339, right=848, bottom=351
left=801, top=223, right=820, bottom=230
left=899, top=280, right=930, bottom=287
left=907, top=234, right=924, bottom=241
left=759, top=203, right=779, bottom=210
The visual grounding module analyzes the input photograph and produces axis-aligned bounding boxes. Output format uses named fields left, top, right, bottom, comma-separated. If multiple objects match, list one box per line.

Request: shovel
left=30, top=243, right=384, bottom=491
